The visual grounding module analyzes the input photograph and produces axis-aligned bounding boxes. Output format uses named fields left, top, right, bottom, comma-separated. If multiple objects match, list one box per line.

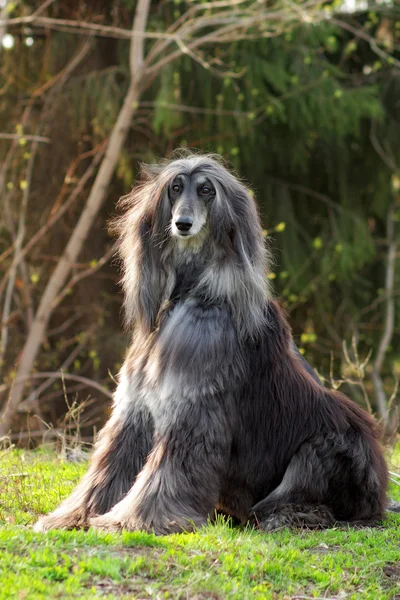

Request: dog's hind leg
left=252, top=503, right=335, bottom=532
left=249, top=439, right=334, bottom=531
left=249, top=433, right=383, bottom=532
left=34, top=374, right=154, bottom=531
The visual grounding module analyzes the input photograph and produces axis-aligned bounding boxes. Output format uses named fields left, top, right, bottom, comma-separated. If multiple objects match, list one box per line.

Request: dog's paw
left=250, top=504, right=336, bottom=532
left=257, top=513, right=292, bottom=532
left=33, top=517, right=48, bottom=533
left=33, top=510, right=84, bottom=532
left=90, top=512, right=206, bottom=535
left=89, top=514, right=126, bottom=532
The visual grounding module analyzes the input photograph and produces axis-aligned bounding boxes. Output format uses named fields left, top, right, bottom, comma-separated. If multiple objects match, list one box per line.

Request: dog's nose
left=175, top=217, right=193, bottom=232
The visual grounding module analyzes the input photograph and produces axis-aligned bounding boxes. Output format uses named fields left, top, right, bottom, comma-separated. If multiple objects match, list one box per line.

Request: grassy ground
left=1, top=447, right=400, bottom=600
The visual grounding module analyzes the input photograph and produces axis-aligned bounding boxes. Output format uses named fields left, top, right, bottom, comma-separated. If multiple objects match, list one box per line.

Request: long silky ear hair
left=201, top=161, right=270, bottom=338
left=113, top=153, right=270, bottom=339
left=112, top=163, right=172, bottom=334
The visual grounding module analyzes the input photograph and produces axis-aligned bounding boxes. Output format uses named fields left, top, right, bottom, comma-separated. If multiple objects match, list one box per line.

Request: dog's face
left=168, top=172, right=216, bottom=238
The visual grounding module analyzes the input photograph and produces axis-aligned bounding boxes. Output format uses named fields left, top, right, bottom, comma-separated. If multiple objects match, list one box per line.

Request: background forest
left=0, top=0, right=399, bottom=440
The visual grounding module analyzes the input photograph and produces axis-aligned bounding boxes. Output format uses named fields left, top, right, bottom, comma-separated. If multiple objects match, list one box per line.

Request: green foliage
left=144, top=12, right=399, bottom=378
left=152, top=67, right=184, bottom=136
left=67, top=66, right=128, bottom=141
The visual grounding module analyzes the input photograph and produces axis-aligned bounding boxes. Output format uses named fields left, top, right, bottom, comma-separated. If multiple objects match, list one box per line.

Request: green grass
left=1, top=447, right=400, bottom=599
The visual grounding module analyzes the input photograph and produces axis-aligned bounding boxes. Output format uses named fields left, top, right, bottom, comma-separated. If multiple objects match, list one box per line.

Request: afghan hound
left=35, top=153, right=389, bottom=535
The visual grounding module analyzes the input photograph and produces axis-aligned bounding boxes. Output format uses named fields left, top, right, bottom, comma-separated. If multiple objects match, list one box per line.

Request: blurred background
left=0, top=0, right=399, bottom=442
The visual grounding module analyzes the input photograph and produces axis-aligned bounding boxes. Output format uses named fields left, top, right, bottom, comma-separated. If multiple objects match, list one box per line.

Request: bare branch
left=0, top=15, right=180, bottom=41
left=52, top=242, right=119, bottom=310
left=331, top=16, right=400, bottom=70
left=0, top=133, right=50, bottom=143
left=19, top=329, right=94, bottom=412
left=31, top=0, right=57, bottom=18
left=0, top=146, right=105, bottom=292
left=0, top=39, right=93, bottom=221
left=371, top=203, right=397, bottom=425
left=0, top=132, right=39, bottom=375
left=0, top=372, right=112, bottom=399
left=370, top=120, right=399, bottom=174
left=140, top=101, right=251, bottom=117
left=47, top=314, right=82, bottom=338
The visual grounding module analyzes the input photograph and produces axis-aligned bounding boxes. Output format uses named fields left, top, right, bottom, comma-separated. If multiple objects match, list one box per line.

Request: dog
left=35, top=153, right=389, bottom=534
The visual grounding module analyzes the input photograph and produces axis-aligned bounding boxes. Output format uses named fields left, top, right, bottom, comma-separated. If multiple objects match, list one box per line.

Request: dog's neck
left=167, top=231, right=210, bottom=304
left=172, top=227, right=209, bottom=261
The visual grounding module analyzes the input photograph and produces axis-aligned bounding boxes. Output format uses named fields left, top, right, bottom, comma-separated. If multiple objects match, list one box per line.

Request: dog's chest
left=168, top=250, right=207, bottom=304
left=170, top=265, right=202, bottom=303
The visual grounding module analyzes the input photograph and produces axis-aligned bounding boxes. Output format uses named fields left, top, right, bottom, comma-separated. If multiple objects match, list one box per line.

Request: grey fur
left=34, top=153, right=388, bottom=535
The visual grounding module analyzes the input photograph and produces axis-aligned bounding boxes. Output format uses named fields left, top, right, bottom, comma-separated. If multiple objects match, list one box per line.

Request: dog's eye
left=200, top=186, right=212, bottom=195
left=171, top=184, right=181, bottom=193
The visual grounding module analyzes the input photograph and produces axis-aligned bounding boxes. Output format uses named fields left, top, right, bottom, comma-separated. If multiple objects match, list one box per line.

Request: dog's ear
left=118, top=179, right=171, bottom=333
left=210, top=181, right=264, bottom=268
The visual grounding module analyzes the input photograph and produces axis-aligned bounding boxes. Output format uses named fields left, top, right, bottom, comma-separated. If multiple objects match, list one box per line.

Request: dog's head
left=168, top=170, right=215, bottom=239
left=146, top=154, right=265, bottom=260
left=115, top=152, right=269, bottom=332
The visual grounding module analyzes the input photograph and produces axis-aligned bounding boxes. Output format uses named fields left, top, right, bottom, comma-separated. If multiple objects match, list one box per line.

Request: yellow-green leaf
left=313, top=237, right=323, bottom=249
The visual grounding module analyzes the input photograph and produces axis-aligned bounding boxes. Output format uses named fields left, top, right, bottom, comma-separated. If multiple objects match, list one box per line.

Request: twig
left=0, top=146, right=105, bottom=296
left=0, top=43, right=93, bottom=350
left=52, top=241, right=119, bottom=309
left=145, top=0, right=325, bottom=76
left=31, top=0, right=57, bottom=18
left=18, top=329, right=94, bottom=412
left=6, top=429, right=94, bottom=442
left=0, top=131, right=39, bottom=375
left=0, top=244, right=15, bottom=265
left=139, top=101, right=251, bottom=117
left=21, top=383, right=88, bottom=406
left=47, top=314, right=82, bottom=337
left=0, top=39, right=92, bottom=209
left=342, top=338, right=373, bottom=414
left=0, top=133, right=51, bottom=143
left=0, top=15, right=186, bottom=41
left=331, top=16, right=400, bottom=70
left=0, top=371, right=113, bottom=399
left=370, top=120, right=398, bottom=174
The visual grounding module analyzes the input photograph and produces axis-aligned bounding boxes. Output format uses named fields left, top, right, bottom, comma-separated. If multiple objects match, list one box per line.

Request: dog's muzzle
left=174, top=216, right=193, bottom=235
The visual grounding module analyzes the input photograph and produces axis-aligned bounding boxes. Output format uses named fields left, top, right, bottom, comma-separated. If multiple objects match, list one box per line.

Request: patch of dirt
left=383, top=562, right=400, bottom=581
left=89, top=577, right=222, bottom=599
left=308, top=543, right=343, bottom=555
left=87, top=577, right=149, bottom=598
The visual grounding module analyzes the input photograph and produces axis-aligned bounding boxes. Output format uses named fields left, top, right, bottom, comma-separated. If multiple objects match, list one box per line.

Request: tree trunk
left=0, top=0, right=151, bottom=436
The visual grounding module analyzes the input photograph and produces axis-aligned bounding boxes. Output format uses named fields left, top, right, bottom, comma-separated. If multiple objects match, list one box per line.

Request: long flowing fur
left=116, top=154, right=269, bottom=338
left=35, top=152, right=389, bottom=535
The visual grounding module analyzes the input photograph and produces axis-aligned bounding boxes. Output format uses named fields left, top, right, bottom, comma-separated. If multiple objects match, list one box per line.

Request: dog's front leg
left=34, top=373, right=154, bottom=532
left=90, top=396, right=231, bottom=534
